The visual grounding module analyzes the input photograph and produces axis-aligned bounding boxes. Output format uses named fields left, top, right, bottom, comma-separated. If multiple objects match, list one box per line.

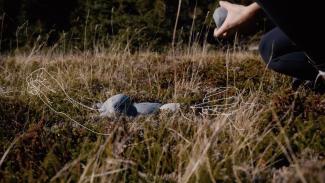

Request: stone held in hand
left=98, top=94, right=137, bottom=117
left=213, top=7, right=228, bottom=29
left=160, top=103, right=181, bottom=112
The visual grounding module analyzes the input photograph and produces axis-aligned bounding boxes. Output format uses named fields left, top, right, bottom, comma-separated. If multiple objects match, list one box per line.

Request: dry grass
left=0, top=45, right=324, bottom=182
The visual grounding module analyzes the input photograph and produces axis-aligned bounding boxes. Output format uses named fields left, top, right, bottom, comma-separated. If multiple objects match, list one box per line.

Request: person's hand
left=214, top=1, right=260, bottom=38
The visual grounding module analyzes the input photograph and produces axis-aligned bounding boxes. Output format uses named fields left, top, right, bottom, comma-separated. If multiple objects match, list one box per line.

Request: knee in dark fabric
left=259, top=34, right=277, bottom=70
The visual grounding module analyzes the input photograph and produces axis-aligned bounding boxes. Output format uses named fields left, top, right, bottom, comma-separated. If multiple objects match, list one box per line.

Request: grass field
left=0, top=45, right=324, bottom=182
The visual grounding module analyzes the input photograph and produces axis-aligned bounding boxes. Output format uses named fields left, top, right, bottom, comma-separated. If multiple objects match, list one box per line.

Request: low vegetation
left=0, top=45, right=324, bottom=182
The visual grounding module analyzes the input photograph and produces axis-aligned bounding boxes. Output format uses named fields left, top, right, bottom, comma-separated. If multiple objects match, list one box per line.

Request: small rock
left=133, top=103, right=162, bottom=115
left=99, top=94, right=137, bottom=117
left=98, top=94, right=181, bottom=118
left=160, top=103, right=181, bottom=112
left=213, top=7, right=228, bottom=28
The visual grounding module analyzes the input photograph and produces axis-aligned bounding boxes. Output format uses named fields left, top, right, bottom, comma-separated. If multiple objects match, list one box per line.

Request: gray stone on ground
left=133, top=103, right=162, bottom=115
left=213, top=7, right=228, bottom=28
left=98, top=94, right=137, bottom=117
left=159, top=103, right=181, bottom=112
left=98, top=94, right=181, bottom=117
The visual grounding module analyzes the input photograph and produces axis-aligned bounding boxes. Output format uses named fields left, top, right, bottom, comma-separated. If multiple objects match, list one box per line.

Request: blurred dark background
left=0, top=0, right=272, bottom=51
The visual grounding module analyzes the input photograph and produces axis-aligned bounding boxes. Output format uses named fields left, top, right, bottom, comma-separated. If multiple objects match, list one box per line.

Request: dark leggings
left=256, top=0, right=325, bottom=78
left=259, top=28, right=318, bottom=80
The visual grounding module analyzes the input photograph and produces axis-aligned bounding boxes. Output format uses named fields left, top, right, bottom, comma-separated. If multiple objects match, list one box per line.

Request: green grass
left=0, top=47, right=324, bottom=182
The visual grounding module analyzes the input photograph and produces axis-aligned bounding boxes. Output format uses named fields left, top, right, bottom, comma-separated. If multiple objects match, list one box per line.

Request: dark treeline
left=0, top=0, right=257, bottom=51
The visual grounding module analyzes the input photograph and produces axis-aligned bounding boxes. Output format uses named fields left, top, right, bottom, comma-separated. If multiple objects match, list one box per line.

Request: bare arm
left=214, top=1, right=261, bottom=38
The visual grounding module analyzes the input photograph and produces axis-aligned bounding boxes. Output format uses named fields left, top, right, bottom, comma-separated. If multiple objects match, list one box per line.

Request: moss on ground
left=0, top=50, right=324, bottom=182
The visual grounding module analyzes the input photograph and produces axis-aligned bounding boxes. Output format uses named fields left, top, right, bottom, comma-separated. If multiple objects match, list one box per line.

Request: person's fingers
left=214, top=23, right=229, bottom=37
left=223, top=32, right=227, bottom=37
left=219, top=1, right=233, bottom=10
left=214, top=26, right=226, bottom=37
left=213, top=28, right=219, bottom=37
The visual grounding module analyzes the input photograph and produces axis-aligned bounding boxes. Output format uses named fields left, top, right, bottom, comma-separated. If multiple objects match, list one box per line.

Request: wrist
left=245, top=3, right=260, bottom=17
